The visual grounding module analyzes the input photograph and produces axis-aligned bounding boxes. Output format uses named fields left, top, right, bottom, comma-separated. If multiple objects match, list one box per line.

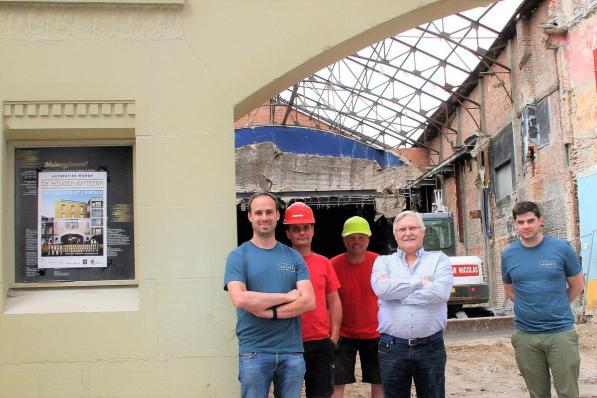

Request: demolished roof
left=271, top=0, right=529, bottom=150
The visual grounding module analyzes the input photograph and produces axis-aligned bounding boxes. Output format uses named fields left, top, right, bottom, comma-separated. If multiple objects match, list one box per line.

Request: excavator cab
left=421, top=214, right=455, bottom=255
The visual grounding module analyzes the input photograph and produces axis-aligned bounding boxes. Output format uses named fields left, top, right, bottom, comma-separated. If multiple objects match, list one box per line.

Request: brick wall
left=417, top=0, right=592, bottom=307
left=484, top=51, right=514, bottom=136
left=235, top=103, right=339, bottom=132
left=393, top=148, right=430, bottom=172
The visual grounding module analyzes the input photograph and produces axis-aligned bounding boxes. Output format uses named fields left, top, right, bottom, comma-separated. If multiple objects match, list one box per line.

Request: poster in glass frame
left=14, top=146, right=135, bottom=284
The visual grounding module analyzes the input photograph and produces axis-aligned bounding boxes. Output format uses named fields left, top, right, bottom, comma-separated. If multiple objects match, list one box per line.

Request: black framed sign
left=14, top=146, right=135, bottom=283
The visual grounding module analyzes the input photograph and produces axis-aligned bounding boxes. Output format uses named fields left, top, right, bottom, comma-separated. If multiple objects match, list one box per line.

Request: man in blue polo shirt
left=224, top=192, right=315, bottom=398
left=502, top=201, right=584, bottom=398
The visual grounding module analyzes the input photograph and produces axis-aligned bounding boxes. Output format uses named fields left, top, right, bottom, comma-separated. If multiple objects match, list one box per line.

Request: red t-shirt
left=331, top=251, right=379, bottom=339
left=301, top=253, right=341, bottom=342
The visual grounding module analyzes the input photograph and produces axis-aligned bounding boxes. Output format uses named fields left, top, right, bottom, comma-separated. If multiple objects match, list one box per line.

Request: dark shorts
left=334, top=337, right=382, bottom=385
left=304, top=339, right=336, bottom=398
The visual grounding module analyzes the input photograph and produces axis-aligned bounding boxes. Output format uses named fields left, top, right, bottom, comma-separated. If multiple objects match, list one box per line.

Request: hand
left=329, top=333, right=340, bottom=348
left=286, top=289, right=300, bottom=302
left=421, top=279, right=433, bottom=286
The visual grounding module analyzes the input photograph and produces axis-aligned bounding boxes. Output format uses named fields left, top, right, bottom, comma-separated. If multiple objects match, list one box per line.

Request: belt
left=380, top=330, right=443, bottom=347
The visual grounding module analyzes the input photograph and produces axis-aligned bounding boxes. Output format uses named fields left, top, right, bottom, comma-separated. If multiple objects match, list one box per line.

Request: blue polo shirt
left=501, top=236, right=582, bottom=333
left=224, top=241, right=310, bottom=353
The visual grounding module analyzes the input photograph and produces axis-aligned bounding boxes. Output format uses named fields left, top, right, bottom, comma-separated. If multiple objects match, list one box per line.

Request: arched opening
left=232, top=0, right=523, bottom=317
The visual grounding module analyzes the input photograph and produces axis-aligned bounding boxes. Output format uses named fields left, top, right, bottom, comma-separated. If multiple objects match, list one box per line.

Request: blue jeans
left=378, top=334, right=446, bottom=398
left=238, top=352, right=306, bottom=398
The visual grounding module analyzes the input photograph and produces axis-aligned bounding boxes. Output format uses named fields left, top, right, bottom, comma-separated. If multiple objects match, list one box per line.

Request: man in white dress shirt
left=371, top=210, right=454, bottom=398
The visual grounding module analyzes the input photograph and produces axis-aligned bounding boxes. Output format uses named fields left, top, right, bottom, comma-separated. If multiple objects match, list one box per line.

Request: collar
left=396, top=247, right=426, bottom=260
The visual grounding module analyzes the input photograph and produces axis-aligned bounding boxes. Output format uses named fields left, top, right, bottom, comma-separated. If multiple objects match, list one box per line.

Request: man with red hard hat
left=284, top=202, right=342, bottom=398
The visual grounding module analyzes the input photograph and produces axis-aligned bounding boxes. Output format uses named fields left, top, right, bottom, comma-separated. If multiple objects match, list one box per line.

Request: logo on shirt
left=537, top=260, right=561, bottom=269
left=278, top=263, right=296, bottom=272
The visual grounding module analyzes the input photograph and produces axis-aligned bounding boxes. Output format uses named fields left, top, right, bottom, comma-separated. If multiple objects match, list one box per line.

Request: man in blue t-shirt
left=501, top=201, right=584, bottom=398
left=224, top=192, right=315, bottom=398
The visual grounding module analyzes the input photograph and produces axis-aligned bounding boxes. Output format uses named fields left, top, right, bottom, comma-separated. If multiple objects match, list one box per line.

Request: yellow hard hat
left=341, top=216, right=372, bottom=238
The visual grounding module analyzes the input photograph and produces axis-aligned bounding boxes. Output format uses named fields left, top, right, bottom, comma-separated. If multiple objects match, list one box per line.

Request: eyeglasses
left=396, top=226, right=421, bottom=233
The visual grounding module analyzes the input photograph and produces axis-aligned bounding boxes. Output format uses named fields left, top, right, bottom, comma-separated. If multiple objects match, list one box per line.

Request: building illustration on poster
left=37, top=171, right=108, bottom=268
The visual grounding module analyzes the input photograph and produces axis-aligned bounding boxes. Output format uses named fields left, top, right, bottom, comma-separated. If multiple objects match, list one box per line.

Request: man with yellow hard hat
left=331, top=216, right=383, bottom=398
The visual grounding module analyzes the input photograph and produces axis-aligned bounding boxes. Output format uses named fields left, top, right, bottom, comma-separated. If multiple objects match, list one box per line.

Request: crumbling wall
left=563, top=6, right=597, bottom=177
left=236, top=142, right=420, bottom=217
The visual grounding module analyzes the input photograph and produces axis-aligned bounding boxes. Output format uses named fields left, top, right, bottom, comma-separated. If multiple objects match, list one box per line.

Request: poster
left=14, top=146, right=135, bottom=283
left=37, top=171, right=108, bottom=269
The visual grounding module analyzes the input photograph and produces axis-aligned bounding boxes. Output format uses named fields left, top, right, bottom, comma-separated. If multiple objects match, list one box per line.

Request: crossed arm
left=371, top=255, right=454, bottom=305
left=226, top=281, right=300, bottom=311
left=401, top=261, right=453, bottom=305
left=226, top=280, right=315, bottom=319
left=371, top=260, right=422, bottom=301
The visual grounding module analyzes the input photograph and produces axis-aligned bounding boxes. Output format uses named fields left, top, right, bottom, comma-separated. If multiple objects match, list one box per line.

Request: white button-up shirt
left=371, top=248, right=454, bottom=339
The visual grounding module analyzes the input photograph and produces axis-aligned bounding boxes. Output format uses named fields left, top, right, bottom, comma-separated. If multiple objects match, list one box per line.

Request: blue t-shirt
left=224, top=241, right=310, bottom=353
left=501, top=236, right=582, bottom=333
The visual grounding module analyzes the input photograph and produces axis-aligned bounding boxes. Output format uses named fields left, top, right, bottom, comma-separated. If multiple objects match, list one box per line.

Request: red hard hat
left=283, top=202, right=315, bottom=224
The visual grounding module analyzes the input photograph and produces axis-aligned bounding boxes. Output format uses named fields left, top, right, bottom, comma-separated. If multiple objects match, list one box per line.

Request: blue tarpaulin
left=235, top=126, right=403, bottom=169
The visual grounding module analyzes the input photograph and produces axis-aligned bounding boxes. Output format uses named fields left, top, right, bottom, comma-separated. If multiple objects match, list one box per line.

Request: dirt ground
left=343, top=317, right=597, bottom=398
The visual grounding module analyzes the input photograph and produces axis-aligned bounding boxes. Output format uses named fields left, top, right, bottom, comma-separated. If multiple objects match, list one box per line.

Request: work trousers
left=511, top=329, right=580, bottom=398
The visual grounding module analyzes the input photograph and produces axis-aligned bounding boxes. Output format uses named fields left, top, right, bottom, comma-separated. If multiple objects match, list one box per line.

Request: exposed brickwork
left=460, top=157, right=485, bottom=258
left=483, top=50, right=514, bottom=136
left=418, top=0, right=594, bottom=307
left=455, top=95, right=482, bottom=145
left=565, top=14, right=597, bottom=177
left=527, top=5, right=560, bottom=101
left=393, top=148, right=430, bottom=172
left=235, top=103, right=340, bottom=132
